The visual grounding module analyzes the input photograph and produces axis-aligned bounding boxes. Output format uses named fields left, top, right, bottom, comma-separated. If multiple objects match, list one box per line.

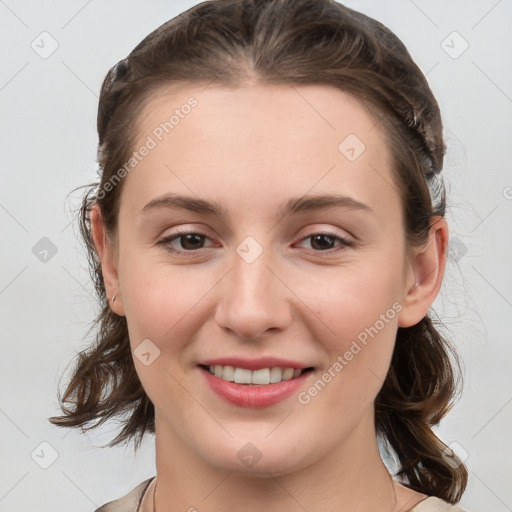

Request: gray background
left=1, top=1, right=511, bottom=511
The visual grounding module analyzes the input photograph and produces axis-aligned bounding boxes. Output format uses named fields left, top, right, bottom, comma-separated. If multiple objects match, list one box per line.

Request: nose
left=214, top=245, right=293, bottom=341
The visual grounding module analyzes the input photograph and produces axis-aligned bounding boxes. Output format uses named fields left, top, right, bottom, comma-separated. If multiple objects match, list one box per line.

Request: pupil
left=311, top=234, right=334, bottom=251
left=181, top=234, right=204, bottom=250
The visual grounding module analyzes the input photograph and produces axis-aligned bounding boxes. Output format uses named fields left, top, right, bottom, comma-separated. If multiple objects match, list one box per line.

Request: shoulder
left=409, top=496, right=470, bottom=511
left=94, top=478, right=154, bottom=512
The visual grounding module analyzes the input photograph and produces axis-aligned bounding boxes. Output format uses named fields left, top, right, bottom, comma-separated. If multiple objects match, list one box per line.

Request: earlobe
left=397, top=217, right=449, bottom=328
left=90, top=204, right=125, bottom=316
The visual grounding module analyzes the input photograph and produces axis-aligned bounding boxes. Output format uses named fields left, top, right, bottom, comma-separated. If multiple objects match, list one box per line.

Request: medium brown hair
left=50, top=0, right=468, bottom=502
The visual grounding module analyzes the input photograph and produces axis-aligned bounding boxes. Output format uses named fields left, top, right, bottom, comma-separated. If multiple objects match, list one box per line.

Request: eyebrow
left=140, top=192, right=374, bottom=219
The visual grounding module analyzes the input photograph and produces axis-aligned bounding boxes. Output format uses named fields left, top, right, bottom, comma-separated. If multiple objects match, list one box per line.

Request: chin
left=198, top=434, right=317, bottom=478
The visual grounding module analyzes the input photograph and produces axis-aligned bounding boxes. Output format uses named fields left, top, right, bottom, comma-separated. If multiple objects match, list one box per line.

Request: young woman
left=51, top=1, right=469, bottom=510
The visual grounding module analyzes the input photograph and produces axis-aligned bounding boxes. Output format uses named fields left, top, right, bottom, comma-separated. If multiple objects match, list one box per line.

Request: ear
left=90, top=204, right=125, bottom=316
left=397, top=216, right=448, bottom=328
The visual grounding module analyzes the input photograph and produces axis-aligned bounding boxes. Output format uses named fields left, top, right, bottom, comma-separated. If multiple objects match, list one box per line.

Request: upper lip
left=199, top=357, right=312, bottom=371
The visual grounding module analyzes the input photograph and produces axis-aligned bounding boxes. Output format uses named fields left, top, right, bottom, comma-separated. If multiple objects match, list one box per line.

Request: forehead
left=136, top=82, right=385, bottom=157
left=121, top=82, right=400, bottom=224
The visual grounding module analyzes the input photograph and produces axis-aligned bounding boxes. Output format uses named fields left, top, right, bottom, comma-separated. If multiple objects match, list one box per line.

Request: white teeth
left=234, top=367, right=252, bottom=384
left=207, top=365, right=306, bottom=385
left=221, top=365, right=235, bottom=381
left=269, top=367, right=282, bottom=383
left=251, top=368, right=270, bottom=385
left=282, top=368, right=294, bottom=381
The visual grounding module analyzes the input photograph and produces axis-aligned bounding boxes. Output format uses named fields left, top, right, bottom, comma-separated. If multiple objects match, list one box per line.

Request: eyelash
left=156, top=229, right=355, bottom=255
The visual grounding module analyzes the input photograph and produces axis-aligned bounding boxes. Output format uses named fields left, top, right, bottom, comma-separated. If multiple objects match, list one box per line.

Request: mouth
left=198, top=364, right=315, bottom=386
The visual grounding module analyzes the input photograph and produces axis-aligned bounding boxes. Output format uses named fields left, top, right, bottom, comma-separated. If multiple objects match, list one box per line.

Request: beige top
left=94, top=478, right=469, bottom=512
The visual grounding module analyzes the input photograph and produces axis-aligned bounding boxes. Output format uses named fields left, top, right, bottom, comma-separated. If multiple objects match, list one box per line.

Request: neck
left=148, top=408, right=414, bottom=512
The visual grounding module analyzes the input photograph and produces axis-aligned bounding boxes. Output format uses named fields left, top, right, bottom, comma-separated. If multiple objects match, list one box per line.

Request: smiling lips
left=198, top=356, right=314, bottom=407
left=199, top=356, right=313, bottom=384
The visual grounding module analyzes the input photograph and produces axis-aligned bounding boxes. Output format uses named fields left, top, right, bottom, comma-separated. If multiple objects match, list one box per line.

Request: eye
left=157, top=229, right=355, bottom=256
left=296, top=231, right=354, bottom=253
left=157, top=230, right=216, bottom=254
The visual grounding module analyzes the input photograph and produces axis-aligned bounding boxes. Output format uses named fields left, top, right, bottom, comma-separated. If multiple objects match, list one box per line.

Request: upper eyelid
left=299, top=225, right=354, bottom=241
left=159, top=225, right=352, bottom=241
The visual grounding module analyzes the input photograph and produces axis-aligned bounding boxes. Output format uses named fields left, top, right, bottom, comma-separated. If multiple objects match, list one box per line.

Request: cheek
left=290, top=262, right=403, bottom=399
left=118, top=258, right=205, bottom=410
left=297, top=261, right=403, bottom=341
left=120, top=254, right=188, bottom=328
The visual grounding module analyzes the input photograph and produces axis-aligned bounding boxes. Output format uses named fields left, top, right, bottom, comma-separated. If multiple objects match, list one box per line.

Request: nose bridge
left=214, top=238, right=291, bottom=340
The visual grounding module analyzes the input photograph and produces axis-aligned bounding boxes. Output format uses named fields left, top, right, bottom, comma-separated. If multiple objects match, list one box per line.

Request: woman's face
left=106, top=83, right=427, bottom=475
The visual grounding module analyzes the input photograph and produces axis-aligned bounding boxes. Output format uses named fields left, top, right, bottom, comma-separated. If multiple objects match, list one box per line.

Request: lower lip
left=200, top=367, right=312, bottom=408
